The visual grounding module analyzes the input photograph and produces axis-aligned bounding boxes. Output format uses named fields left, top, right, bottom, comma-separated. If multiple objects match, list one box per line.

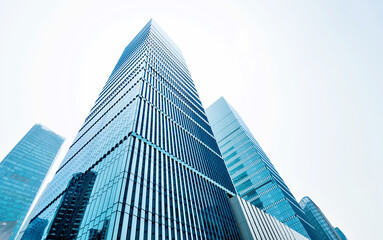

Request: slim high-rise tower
left=0, top=124, right=64, bottom=240
left=299, top=197, right=342, bottom=240
left=334, top=227, right=347, bottom=240
left=22, top=20, right=241, bottom=239
left=206, top=97, right=315, bottom=239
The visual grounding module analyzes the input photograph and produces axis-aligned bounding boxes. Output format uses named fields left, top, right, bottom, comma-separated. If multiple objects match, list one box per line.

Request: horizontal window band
left=130, top=131, right=236, bottom=197
left=139, top=96, right=221, bottom=160
left=72, top=69, right=144, bottom=149
left=57, top=95, right=140, bottom=174
left=141, top=78, right=214, bottom=139
left=32, top=135, right=130, bottom=221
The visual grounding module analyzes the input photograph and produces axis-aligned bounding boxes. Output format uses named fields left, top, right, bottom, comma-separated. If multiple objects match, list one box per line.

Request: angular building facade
left=299, top=197, right=342, bottom=240
left=22, top=20, right=242, bottom=239
left=229, top=195, right=308, bottom=240
left=0, top=124, right=64, bottom=240
left=206, top=97, right=315, bottom=239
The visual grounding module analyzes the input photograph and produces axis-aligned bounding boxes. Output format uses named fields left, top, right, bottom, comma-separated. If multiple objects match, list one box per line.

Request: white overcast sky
left=1, top=0, right=382, bottom=239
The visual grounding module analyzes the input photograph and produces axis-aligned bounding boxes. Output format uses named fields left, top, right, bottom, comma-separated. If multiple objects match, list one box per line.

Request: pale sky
left=1, top=0, right=382, bottom=239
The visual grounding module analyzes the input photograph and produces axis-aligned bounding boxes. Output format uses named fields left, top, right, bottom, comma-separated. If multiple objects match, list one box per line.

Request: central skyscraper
left=22, top=20, right=241, bottom=239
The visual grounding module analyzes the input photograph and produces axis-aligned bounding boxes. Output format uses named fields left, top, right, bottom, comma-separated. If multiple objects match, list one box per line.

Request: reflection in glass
left=21, top=218, right=48, bottom=240
left=89, top=219, right=109, bottom=240
left=46, top=171, right=97, bottom=240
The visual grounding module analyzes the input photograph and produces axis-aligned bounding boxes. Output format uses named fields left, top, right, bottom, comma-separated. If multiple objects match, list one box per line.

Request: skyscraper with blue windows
left=334, top=227, right=347, bottom=240
left=206, top=97, right=316, bottom=239
left=299, top=196, right=342, bottom=240
left=0, top=124, right=64, bottom=240
left=21, top=20, right=242, bottom=239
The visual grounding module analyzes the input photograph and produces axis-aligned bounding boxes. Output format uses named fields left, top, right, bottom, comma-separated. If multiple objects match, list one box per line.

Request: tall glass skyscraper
left=334, top=227, right=347, bottom=240
left=22, top=20, right=241, bottom=239
left=299, top=197, right=342, bottom=240
left=206, top=97, right=315, bottom=239
left=0, top=124, right=64, bottom=240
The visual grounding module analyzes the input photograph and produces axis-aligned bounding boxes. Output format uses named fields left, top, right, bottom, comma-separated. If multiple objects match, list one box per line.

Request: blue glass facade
left=22, top=20, right=241, bottom=239
left=206, top=97, right=315, bottom=239
left=334, top=227, right=347, bottom=240
left=0, top=124, right=64, bottom=240
left=299, top=197, right=342, bottom=240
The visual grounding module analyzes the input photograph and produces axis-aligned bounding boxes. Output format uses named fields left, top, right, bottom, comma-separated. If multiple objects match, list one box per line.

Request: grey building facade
left=229, top=195, right=308, bottom=240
